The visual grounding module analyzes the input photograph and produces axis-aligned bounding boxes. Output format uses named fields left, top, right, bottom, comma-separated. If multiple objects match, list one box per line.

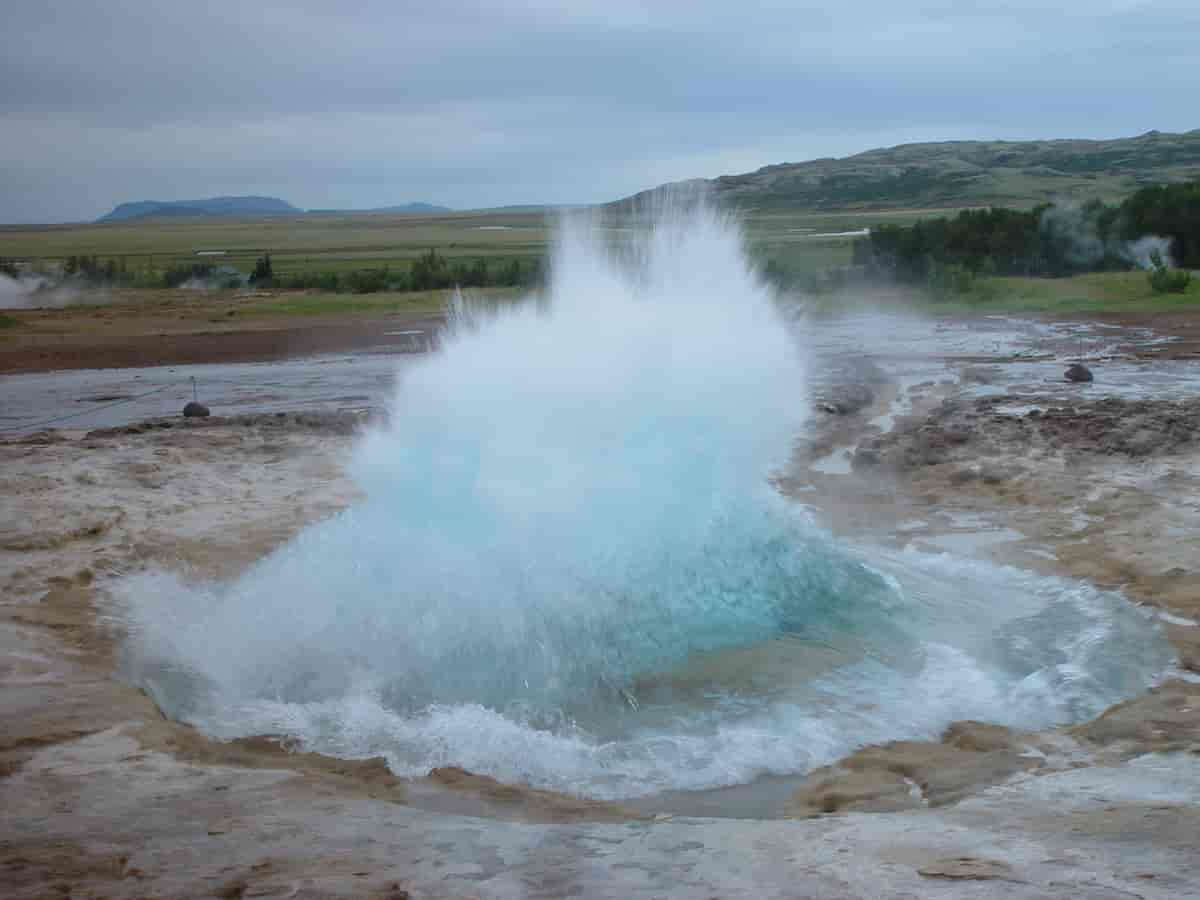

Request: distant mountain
left=615, top=129, right=1200, bottom=212
left=369, top=202, right=452, bottom=214
left=98, top=196, right=301, bottom=222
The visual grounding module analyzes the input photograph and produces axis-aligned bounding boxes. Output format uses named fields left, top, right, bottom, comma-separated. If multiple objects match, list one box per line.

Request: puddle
left=811, top=447, right=854, bottom=475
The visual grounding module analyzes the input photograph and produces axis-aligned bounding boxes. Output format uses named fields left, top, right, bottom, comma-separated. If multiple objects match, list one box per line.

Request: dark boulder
left=1064, top=363, right=1093, bottom=383
left=183, top=401, right=210, bottom=418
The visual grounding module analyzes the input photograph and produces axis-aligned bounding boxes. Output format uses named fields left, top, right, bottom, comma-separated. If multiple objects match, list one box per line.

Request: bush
left=249, top=253, right=274, bottom=287
left=409, top=248, right=451, bottom=291
left=344, top=268, right=391, bottom=294
left=162, top=263, right=215, bottom=288
left=1147, top=251, right=1192, bottom=294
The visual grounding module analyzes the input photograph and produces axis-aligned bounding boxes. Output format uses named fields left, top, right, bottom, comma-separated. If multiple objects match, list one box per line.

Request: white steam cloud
left=1039, top=205, right=1176, bottom=270
left=1124, top=235, right=1175, bottom=269
left=0, top=273, right=45, bottom=309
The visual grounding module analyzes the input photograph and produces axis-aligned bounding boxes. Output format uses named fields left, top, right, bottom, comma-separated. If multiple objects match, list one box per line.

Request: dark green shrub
left=1147, top=251, right=1192, bottom=293
left=162, top=263, right=215, bottom=288
left=249, top=253, right=275, bottom=287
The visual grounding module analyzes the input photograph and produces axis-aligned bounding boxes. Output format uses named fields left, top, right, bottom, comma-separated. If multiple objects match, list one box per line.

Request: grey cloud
left=1, top=1, right=1198, bottom=221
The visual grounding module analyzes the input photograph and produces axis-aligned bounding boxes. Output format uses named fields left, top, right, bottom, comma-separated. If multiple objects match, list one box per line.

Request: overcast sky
left=1, top=1, right=1197, bottom=223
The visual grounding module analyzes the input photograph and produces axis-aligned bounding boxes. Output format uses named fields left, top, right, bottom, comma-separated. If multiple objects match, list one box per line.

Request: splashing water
left=120, top=201, right=1172, bottom=800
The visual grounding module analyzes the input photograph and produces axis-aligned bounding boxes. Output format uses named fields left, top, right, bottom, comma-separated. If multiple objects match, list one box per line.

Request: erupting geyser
left=121, top=199, right=1172, bottom=800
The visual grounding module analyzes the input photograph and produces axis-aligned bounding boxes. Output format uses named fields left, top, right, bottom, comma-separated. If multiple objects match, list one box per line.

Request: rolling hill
left=98, top=196, right=301, bottom=222
left=99, top=197, right=453, bottom=222
left=617, top=129, right=1200, bottom=212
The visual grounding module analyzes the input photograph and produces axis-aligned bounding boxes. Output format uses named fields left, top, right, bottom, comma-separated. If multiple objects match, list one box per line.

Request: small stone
left=918, top=857, right=1019, bottom=881
left=1064, top=363, right=1093, bottom=383
left=183, top=401, right=210, bottom=418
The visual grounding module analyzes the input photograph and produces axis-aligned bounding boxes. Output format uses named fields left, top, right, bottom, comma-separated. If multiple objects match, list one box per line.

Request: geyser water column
left=124, top=198, right=825, bottom=711
left=120, top=199, right=1172, bottom=801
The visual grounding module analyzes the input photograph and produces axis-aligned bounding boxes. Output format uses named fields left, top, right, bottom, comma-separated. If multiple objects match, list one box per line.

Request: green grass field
left=0, top=207, right=943, bottom=279
left=951, top=271, right=1200, bottom=314
left=3, top=207, right=1196, bottom=318
left=0, top=210, right=554, bottom=278
left=807, top=271, right=1200, bottom=317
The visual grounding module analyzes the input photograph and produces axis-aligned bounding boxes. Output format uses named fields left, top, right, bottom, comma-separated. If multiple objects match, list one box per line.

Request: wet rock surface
left=815, top=382, right=876, bottom=415
left=854, top=395, right=1200, bottom=470
left=812, top=356, right=888, bottom=415
left=781, top=315, right=1200, bottom=898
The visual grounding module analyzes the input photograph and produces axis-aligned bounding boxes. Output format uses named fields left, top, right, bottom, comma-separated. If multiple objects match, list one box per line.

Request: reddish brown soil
left=0, top=312, right=445, bottom=373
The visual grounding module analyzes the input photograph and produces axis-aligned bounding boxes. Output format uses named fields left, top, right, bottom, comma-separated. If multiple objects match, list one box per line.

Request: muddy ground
left=0, top=292, right=444, bottom=373
left=3, top=320, right=1200, bottom=897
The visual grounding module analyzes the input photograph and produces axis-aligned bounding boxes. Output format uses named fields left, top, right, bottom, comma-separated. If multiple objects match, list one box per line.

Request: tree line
left=254, top=250, right=544, bottom=294
left=852, top=180, right=1199, bottom=295
left=2, top=249, right=545, bottom=294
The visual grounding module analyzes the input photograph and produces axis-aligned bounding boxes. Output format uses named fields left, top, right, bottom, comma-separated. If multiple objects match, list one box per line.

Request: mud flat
left=0, top=296, right=444, bottom=375
left=4, top=318, right=1200, bottom=897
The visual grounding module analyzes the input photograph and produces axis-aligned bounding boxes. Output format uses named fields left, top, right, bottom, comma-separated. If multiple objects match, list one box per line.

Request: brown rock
left=918, top=857, right=1020, bottom=881
left=1072, top=679, right=1200, bottom=753
left=942, top=720, right=1023, bottom=753
left=427, top=766, right=643, bottom=823
left=789, top=726, right=1039, bottom=816
left=790, top=768, right=920, bottom=816
left=1165, top=623, right=1200, bottom=672
left=841, top=740, right=1035, bottom=807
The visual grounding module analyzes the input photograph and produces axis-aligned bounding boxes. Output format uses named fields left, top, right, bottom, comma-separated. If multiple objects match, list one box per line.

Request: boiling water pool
left=117, top=201, right=1175, bottom=803
left=123, top=539, right=1170, bottom=801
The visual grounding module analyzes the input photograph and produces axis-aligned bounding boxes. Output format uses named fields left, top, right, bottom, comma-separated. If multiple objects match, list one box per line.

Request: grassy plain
left=0, top=207, right=946, bottom=278
left=0, top=210, right=552, bottom=278
left=951, top=271, right=1200, bottom=314
left=2, top=207, right=1197, bottom=326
